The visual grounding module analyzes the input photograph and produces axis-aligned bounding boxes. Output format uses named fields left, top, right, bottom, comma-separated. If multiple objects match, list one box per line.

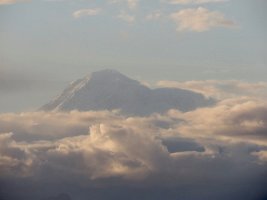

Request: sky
left=1, top=1, right=267, bottom=200
left=0, top=0, right=267, bottom=112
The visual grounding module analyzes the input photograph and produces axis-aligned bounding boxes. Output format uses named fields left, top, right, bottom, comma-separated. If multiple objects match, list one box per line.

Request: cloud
left=165, top=0, right=228, bottom=5
left=0, top=112, right=171, bottom=180
left=72, top=8, right=102, bottom=19
left=157, top=80, right=267, bottom=100
left=170, top=7, right=235, bottom=32
left=0, top=108, right=267, bottom=199
left=252, top=151, right=267, bottom=162
left=127, top=0, right=139, bottom=9
left=0, top=0, right=16, bottom=4
left=0, top=0, right=27, bottom=5
left=117, top=11, right=135, bottom=23
left=0, top=80, right=267, bottom=199
left=146, top=10, right=163, bottom=21
left=110, top=0, right=139, bottom=10
left=174, top=99, right=267, bottom=145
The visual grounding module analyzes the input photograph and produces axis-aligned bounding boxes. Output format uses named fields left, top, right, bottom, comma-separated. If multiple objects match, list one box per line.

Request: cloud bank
left=0, top=80, right=267, bottom=200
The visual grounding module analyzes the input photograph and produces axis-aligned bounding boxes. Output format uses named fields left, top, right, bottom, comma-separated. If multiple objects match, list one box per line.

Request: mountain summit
left=41, top=69, right=214, bottom=116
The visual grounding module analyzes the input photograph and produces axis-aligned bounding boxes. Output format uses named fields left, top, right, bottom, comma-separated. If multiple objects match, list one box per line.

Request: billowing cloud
left=0, top=81, right=267, bottom=199
left=166, top=0, right=228, bottom=5
left=174, top=99, right=267, bottom=144
left=72, top=8, right=102, bottom=19
left=170, top=7, right=235, bottom=32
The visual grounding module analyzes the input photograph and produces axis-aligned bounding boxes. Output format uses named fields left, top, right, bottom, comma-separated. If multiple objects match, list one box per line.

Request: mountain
left=41, top=69, right=214, bottom=116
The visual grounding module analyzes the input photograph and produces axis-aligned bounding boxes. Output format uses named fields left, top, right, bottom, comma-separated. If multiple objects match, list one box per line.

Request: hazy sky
left=1, top=2, right=267, bottom=199
left=0, top=0, right=266, bottom=112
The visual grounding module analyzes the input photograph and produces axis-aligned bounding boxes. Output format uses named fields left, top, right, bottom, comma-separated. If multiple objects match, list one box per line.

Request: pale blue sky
left=0, top=0, right=266, bottom=112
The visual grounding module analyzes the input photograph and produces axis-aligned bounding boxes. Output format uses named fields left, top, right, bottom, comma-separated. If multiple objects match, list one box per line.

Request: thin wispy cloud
left=110, top=0, right=139, bottom=10
left=0, top=0, right=16, bottom=4
left=117, top=11, right=135, bottom=23
left=157, top=80, right=267, bottom=100
left=0, top=0, right=27, bottom=5
left=170, top=7, right=236, bottom=32
left=72, top=8, right=102, bottom=19
left=0, top=0, right=236, bottom=35
left=146, top=10, right=163, bottom=21
left=127, top=0, right=139, bottom=9
left=165, top=0, right=228, bottom=4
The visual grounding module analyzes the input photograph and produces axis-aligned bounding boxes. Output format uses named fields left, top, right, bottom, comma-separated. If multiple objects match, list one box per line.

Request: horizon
left=1, top=67, right=267, bottom=113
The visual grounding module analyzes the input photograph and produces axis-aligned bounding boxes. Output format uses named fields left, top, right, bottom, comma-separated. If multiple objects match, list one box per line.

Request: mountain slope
left=41, top=69, right=214, bottom=116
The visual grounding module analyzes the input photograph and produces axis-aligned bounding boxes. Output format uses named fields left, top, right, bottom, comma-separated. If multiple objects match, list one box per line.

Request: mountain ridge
left=41, top=69, right=214, bottom=116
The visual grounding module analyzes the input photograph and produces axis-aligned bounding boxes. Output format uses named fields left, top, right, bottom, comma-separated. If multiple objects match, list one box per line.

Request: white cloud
left=170, top=7, right=235, bottom=32
left=72, top=8, right=102, bottom=19
left=117, top=11, right=135, bottom=23
left=165, top=0, right=228, bottom=5
left=174, top=99, right=267, bottom=145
